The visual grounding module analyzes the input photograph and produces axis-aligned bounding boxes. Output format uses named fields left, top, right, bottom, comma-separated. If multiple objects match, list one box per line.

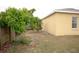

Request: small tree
left=30, top=17, right=41, bottom=31
left=0, top=7, right=41, bottom=41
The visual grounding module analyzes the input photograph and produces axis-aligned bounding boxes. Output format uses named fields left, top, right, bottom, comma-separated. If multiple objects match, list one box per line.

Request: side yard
left=7, top=30, right=79, bottom=53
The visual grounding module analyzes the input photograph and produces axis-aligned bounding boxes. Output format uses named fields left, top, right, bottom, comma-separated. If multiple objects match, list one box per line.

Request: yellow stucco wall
left=55, top=12, right=79, bottom=36
left=42, top=14, right=56, bottom=35
left=42, top=12, right=79, bottom=36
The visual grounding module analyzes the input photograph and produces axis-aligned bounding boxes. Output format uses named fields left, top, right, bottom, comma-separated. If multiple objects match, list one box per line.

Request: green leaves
left=0, top=7, right=41, bottom=34
left=5, top=8, right=29, bottom=33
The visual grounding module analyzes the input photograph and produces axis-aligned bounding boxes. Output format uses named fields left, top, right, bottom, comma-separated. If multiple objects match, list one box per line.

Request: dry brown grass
left=7, top=30, right=79, bottom=53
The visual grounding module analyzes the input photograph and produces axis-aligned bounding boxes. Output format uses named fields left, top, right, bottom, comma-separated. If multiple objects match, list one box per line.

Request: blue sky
left=0, top=0, right=79, bottom=18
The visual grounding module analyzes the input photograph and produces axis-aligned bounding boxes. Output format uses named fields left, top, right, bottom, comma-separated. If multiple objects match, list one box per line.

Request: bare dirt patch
left=6, top=30, right=79, bottom=53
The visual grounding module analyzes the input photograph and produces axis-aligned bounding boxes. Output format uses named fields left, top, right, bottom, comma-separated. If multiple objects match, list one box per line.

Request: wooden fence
left=0, top=27, right=15, bottom=51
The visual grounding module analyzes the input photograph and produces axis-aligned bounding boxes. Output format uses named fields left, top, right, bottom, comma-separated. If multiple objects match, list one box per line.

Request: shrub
left=12, top=36, right=32, bottom=46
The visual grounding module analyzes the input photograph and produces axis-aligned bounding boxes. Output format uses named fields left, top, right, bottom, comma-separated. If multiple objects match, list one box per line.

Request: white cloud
left=0, top=0, right=79, bottom=18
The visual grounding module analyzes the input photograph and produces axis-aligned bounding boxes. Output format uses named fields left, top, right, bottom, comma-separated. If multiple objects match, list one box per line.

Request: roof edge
left=42, top=10, right=79, bottom=20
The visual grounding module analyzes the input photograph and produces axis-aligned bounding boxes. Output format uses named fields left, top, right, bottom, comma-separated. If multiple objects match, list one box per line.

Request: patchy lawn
left=6, top=30, right=79, bottom=53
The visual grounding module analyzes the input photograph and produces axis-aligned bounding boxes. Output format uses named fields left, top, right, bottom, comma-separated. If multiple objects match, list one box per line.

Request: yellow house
left=42, top=8, right=79, bottom=36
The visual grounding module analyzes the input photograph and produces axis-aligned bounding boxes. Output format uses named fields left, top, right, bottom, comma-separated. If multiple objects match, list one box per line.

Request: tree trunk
left=9, top=27, right=15, bottom=42
left=11, top=29, right=15, bottom=40
left=8, top=27, right=11, bottom=43
left=0, top=28, right=1, bottom=50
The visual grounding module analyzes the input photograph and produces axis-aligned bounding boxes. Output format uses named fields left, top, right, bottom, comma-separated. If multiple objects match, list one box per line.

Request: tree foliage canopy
left=0, top=7, right=41, bottom=33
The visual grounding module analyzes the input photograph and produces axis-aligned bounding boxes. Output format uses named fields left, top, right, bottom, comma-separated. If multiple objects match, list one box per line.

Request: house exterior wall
left=55, top=12, right=79, bottom=36
left=42, top=14, right=56, bottom=35
left=42, top=12, right=79, bottom=36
